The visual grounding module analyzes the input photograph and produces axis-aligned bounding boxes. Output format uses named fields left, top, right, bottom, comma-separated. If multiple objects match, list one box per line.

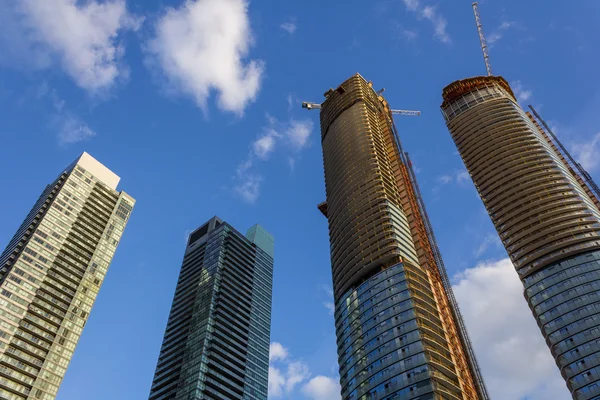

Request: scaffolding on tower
left=387, top=111, right=491, bottom=400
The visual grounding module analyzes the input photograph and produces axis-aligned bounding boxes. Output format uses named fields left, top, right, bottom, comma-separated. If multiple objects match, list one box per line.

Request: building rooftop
left=441, top=75, right=516, bottom=108
left=75, top=152, right=120, bottom=190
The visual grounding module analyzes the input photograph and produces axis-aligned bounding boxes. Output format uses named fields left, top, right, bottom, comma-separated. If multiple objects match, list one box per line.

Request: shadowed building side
left=319, top=73, right=487, bottom=400
left=442, top=75, right=600, bottom=399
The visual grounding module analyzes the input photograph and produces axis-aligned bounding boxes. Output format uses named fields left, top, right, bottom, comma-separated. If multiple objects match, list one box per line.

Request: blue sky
left=0, top=0, right=599, bottom=399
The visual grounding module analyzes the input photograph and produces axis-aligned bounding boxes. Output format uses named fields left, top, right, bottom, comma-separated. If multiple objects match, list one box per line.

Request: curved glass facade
left=336, top=262, right=470, bottom=400
left=525, top=250, right=600, bottom=399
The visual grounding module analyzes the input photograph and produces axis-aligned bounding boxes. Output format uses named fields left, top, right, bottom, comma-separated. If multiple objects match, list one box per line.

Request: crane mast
left=472, top=2, right=493, bottom=76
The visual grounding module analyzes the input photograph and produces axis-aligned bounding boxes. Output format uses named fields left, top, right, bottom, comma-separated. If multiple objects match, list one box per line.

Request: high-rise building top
left=148, top=217, right=273, bottom=400
left=320, top=73, right=420, bottom=299
left=442, top=76, right=600, bottom=399
left=441, top=76, right=600, bottom=278
left=317, top=73, right=488, bottom=400
left=70, top=152, right=121, bottom=190
left=0, top=152, right=134, bottom=400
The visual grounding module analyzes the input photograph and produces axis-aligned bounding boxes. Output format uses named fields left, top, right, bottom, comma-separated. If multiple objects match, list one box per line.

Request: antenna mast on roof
left=472, top=2, right=493, bottom=76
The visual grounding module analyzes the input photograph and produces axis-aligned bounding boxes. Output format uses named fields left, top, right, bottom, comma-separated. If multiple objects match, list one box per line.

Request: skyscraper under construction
left=441, top=75, right=600, bottom=399
left=312, top=73, right=488, bottom=400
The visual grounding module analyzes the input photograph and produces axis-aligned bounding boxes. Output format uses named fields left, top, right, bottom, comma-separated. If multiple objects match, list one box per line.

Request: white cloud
left=320, top=284, right=335, bottom=315
left=401, top=28, right=418, bottom=41
left=323, top=302, right=335, bottom=315
left=286, top=120, right=313, bottom=151
left=456, top=170, right=470, bottom=183
left=487, top=32, right=502, bottom=44
left=35, top=83, right=96, bottom=145
left=269, top=342, right=339, bottom=399
left=453, top=259, right=570, bottom=400
left=57, top=115, right=96, bottom=145
left=269, top=342, right=289, bottom=362
left=402, top=0, right=420, bottom=12
left=288, top=157, right=296, bottom=171
left=234, top=159, right=262, bottom=203
left=280, top=21, right=297, bottom=34
left=499, top=21, right=515, bottom=30
left=147, top=0, right=264, bottom=114
left=488, top=21, right=516, bottom=44
left=13, top=0, right=141, bottom=93
left=438, top=169, right=470, bottom=185
left=285, top=361, right=311, bottom=393
left=233, top=115, right=313, bottom=202
left=268, top=366, right=286, bottom=397
left=511, top=81, right=533, bottom=103
left=253, top=134, right=278, bottom=160
left=303, top=376, right=341, bottom=400
left=421, top=6, right=450, bottom=44
left=268, top=346, right=311, bottom=398
left=473, top=232, right=502, bottom=258
left=402, top=0, right=450, bottom=44
left=572, top=132, right=600, bottom=173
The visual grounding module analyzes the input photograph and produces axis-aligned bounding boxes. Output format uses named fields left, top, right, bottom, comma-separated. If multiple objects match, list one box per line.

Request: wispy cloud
left=487, top=21, right=516, bottom=45
left=511, top=80, right=533, bottom=103
left=234, top=114, right=314, bottom=203
left=280, top=20, right=297, bottom=35
left=473, top=233, right=502, bottom=258
left=2, top=0, right=142, bottom=94
left=401, top=0, right=450, bottom=44
left=393, top=21, right=418, bottom=42
left=400, top=28, right=418, bottom=41
left=320, top=284, right=335, bottom=315
left=572, top=132, right=600, bottom=172
left=253, top=132, right=279, bottom=160
left=36, top=82, right=96, bottom=145
left=146, top=0, right=264, bottom=114
left=56, top=115, right=96, bottom=145
left=438, top=169, right=470, bottom=185
left=453, top=259, right=569, bottom=399
left=234, top=159, right=262, bottom=203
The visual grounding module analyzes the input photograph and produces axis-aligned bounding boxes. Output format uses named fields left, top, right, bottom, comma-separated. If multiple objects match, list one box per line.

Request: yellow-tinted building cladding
left=442, top=76, right=600, bottom=399
left=320, top=73, right=488, bottom=400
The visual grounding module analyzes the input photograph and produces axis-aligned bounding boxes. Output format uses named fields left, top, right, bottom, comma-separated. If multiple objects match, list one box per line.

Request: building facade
left=0, top=152, right=134, bottom=400
left=318, top=73, right=488, bottom=400
left=441, top=75, right=600, bottom=399
left=148, top=217, right=273, bottom=400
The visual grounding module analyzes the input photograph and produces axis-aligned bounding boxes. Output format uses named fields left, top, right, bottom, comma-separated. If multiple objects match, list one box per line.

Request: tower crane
left=472, top=2, right=493, bottom=76
left=302, top=102, right=421, bottom=116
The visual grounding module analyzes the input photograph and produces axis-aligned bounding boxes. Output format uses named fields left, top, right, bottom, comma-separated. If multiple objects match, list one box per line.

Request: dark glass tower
left=316, top=73, right=488, bottom=400
left=148, top=217, right=274, bottom=400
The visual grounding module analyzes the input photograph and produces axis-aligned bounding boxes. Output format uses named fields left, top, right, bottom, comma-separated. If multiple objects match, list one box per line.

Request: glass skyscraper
left=317, top=73, right=488, bottom=400
left=442, top=75, right=600, bottom=399
left=148, top=217, right=273, bottom=400
left=0, top=152, right=134, bottom=400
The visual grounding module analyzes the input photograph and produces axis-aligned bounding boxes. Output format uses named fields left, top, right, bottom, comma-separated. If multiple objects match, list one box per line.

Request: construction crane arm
left=303, top=103, right=420, bottom=117
left=391, top=109, right=421, bottom=116
left=302, top=102, right=321, bottom=110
